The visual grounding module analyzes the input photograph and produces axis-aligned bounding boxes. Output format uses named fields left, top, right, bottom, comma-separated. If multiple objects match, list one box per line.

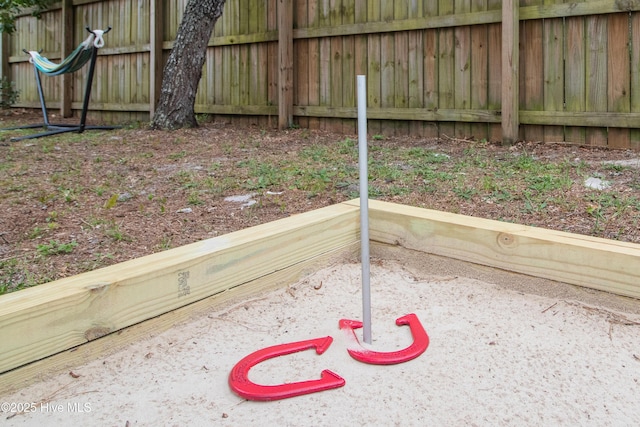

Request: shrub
left=0, top=76, right=19, bottom=109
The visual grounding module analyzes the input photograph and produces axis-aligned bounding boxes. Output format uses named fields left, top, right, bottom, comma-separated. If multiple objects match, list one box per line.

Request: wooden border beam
left=345, top=199, right=640, bottom=300
left=0, top=203, right=359, bottom=376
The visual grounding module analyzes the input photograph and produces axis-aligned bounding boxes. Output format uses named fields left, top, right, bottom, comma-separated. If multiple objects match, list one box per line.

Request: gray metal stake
left=357, top=75, right=372, bottom=344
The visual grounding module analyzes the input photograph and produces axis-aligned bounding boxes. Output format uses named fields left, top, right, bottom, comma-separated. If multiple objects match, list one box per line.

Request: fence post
left=501, top=0, right=519, bottom=144
left=0, top=32, right=8, bottom=83
left=149, top=0, right=164, bottom=119
left=278, top=0, right=293, bottom=129
left=60, top=0, right=73, bottom=118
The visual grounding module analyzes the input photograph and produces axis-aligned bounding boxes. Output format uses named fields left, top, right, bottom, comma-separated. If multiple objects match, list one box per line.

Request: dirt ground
left=1, top=109, right=640, bottom=291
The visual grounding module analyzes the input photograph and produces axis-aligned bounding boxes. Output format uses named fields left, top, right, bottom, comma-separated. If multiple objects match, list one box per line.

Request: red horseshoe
left=229, top=336, right=345, bottom=401
left=339, top=313, right=429, bottom=365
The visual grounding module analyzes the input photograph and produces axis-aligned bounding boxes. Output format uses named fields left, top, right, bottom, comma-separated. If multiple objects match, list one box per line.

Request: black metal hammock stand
left=2, top=26, right=120, bottom=141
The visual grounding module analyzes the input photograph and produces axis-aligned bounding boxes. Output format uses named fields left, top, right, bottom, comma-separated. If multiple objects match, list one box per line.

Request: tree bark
left=151, top=0, right=226, bottom=130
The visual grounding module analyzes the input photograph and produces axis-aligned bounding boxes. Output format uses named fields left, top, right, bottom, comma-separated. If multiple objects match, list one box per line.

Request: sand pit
left=2, top=252, right=639, bottom=426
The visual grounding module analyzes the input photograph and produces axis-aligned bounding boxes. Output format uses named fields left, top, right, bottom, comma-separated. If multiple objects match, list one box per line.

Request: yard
left=1, top=109, right=640, bottom=292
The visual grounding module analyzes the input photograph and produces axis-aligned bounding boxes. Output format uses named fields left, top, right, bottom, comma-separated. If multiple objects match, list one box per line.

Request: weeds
left=37, top=240, right=78, bottom=256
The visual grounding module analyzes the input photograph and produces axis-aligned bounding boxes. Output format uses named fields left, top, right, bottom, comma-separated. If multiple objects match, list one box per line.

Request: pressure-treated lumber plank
left=2, top=198, right=640, bottom=390
left=0, top=243, right=359, bottom=394
left=346, top=199, right=640, bottom=300
left=0, top=203, right=359, bottom=375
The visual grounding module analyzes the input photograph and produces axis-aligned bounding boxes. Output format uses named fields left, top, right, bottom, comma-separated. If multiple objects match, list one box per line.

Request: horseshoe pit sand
left=1, top=200, right=639, bottom=425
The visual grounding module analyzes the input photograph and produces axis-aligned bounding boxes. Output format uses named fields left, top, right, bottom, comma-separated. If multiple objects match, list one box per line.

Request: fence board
left=454, top=0, right=471, bottom=139
left=485, top=18, right=501, bottom=141
left=564, top=5, right=587, bottom=145
left=469, top=0, right=489, bottom=141
left=422, top=27, right=438, bottom=138
left=339, top=0, right=355, bottom=133
left=437, top=0, right=455, bottom=140
left=632, top=12, right=640, bottom=150
left=352, top=1, right=367, bottom=134
left=408, top=30, right=424, bottom=136
left=294, top=0, right=309, bottom=128
left=365, top=1, right=381, bottom=135
left=520, top=0, right=544, bottom=142
left=607, top=13, right=631, bottom=149
left=585, top=15, right=608, bottom=146
left=543, top=1, right=565, bottom=142
left=393, top=0, right=409, bottom=136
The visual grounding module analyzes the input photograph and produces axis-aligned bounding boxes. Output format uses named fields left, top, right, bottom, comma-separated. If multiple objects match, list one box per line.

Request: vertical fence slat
left=393, top=0, right=409, bottom=136
left=564, top=6, right=586, bottom=145
left=307, top=0, right=320, bottom=129
left=328, top=33, right=344, bottom=134
left=340, top=0, right=355, bottom=134
left=631, top=12, right=640, bottom=150
left=60, top=0, right=73, bottom=118
left=454, top=0, right=471, bottom=139
left=408, top=30, right=424, bottom=136
left=148, top=0, right=162, bottom=114
left=607, top=12, right=631, bottom=149
left=318, top=0, right=331, bottom=130
left=438, top=0, right=455, bottom=139
left=521, top=0, right=544, bottom=142
left=470, top=0, right=489, bottom=141
left=423, top=27, right=438, bottom=138
left=585, top=15, right=608, bottom=147
left=421, top=0, right=439, bottom=138
left=294, top=0, right=310, bottom=129
left=279, top=0, right=294, bottom=129
left=366, top=0, right=381, bottom=135
left=380, top=31, right=395, bottom=136
left=543, top=0, right=565, bottom=143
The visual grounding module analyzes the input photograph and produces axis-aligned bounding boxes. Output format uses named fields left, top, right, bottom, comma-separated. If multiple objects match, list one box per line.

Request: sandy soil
left=2, top=254, right=639, bottom=426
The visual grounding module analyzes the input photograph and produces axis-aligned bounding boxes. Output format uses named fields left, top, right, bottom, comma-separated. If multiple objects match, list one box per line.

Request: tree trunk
left=151, top=0, right=226, bottom=130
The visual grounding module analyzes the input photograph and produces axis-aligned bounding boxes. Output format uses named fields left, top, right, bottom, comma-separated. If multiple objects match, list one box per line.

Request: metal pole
left=357, top=75, right=372, bottom=344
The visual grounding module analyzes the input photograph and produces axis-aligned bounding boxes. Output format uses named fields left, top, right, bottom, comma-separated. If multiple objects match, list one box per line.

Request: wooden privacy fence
left=2, top=0, right=640, bottom=149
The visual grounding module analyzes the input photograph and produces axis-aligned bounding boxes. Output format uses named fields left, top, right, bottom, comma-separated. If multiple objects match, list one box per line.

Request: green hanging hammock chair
left=2, top=27, right=120, bottom=141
